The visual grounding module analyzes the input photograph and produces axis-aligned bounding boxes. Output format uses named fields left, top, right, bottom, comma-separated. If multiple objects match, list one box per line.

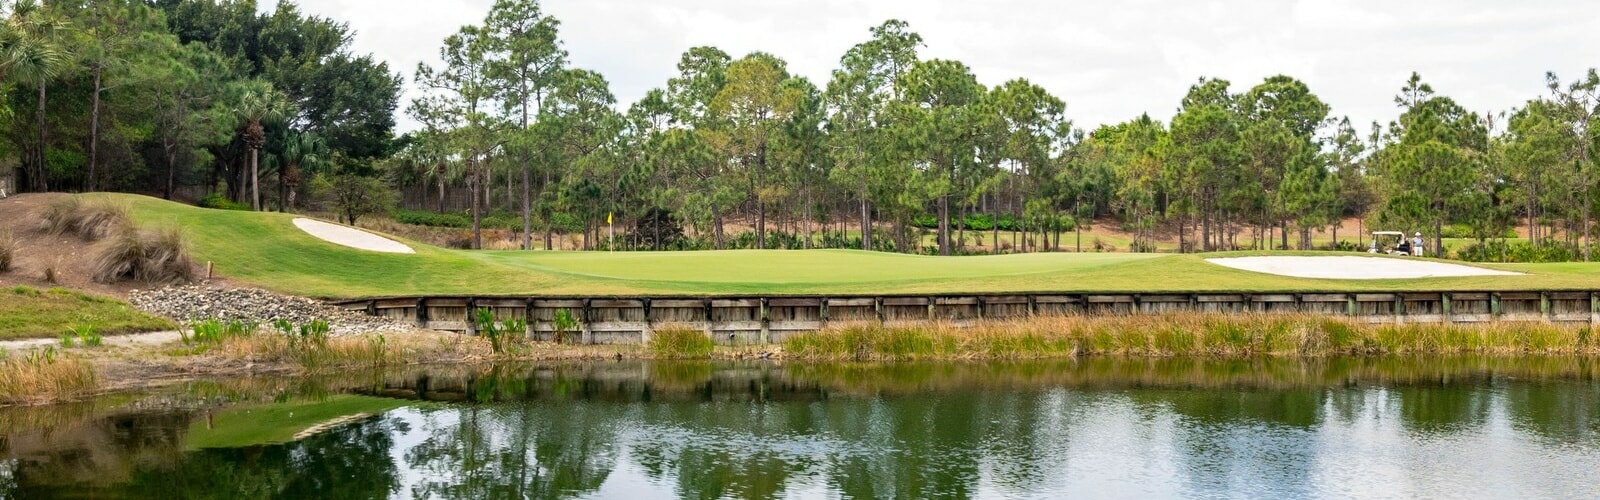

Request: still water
left=2, top=357, right=1598, bottom=499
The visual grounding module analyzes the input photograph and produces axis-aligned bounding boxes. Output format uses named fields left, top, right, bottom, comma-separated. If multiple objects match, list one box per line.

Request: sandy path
left=292, top=218, right=414, bottom=254
left=0, top=331, right=182, bottom=351
left=1206, top=256, right=1520, bottom=280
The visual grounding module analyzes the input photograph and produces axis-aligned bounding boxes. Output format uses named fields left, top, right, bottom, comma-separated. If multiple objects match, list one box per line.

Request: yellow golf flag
left=607, top=212, right=613, bottom=225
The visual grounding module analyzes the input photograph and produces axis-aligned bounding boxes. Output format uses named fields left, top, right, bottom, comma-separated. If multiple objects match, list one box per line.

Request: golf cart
left=1368, top=231, right=1418, bottom=256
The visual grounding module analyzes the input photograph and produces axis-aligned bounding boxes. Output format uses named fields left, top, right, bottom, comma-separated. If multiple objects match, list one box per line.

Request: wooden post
left=1394, top=295, right=1405, bottom=324
left=642, top=298, right=654, bottom=343
left=702, top=299, right=714, bottom=336
left=760, top=298, right=771, bottom=344
left=819, top=297, right=829, bottom=330
left=1293, top=294, right=1304, bottom=313
left=1491, top=293, right=1502, bottom=319
left=416, top=297, right=428, bottom=329
left=1189, top=293, right=1199, bottom=313
left=1442, top=293, right=1453, bottom=324
left=1541, top=292, right=1552, bottom=323
left=1590, top=292, right=1599, bottom=325
left=875, top=297, right=885, bottom=325
left=466, top=298, right=478, bottom=336
left=525, top=298, right=535, bottom=340
left=582, top=299, right=594, bottom=344
left=976, top=296, right=987, bottom=321
left=927, top=297, right=936, bottom=321
left=206, top=261, right=214, bottom=280
left=1026, top=295, right=1037, bottom=317
left=1242, top=294, right=1253, bottom=314
left=1132, top=294, right=1143, bottom=315
left=366, top=299, right=377, bottom=317
left=1346, top=294, right=1357, bottom=317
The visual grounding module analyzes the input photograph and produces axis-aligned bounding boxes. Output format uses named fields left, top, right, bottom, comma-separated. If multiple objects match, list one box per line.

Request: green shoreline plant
left=649, top=326, right=715, bottom=359
left=781, top=314, right=1600, bottom=361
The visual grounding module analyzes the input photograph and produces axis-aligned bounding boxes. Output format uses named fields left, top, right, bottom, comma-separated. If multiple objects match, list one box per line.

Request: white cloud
left=272, top=0, right=1600, bottom=134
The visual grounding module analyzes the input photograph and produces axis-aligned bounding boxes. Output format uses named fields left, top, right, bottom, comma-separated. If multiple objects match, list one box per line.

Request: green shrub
left=1457, top=240, right=1585, bottom=263
left=393, top=209, right=473, bottom=228
left=649, top=327, right=714, bottom=359
left=196, top=193, right=250, bottom=211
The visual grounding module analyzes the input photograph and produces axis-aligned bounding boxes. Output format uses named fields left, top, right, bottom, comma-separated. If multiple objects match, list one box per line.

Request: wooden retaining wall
left=336, top=291, right=1600, bottom=345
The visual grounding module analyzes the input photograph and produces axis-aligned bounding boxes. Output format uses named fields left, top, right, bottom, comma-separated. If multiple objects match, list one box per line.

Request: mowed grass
left=91, top=193, right=1600, bottom=299
left=0, top=286, right=174, bottom=340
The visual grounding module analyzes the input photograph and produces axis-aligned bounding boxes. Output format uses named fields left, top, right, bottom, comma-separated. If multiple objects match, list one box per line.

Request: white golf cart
left=1368, top=231, right=1421, bottom=256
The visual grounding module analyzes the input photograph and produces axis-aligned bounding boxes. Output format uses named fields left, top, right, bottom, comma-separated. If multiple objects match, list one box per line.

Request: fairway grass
left=78, top=193, right=1600, bottom=299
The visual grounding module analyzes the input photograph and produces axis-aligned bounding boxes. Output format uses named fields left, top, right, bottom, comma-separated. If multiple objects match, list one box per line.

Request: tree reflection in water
left=0, top=356, right=1597, bottom=498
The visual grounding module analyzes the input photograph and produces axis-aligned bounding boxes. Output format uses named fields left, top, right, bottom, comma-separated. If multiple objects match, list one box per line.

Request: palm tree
left=0, top=0, right=67, bottom=192
left=271, top=129, right=324, bottom=212
left=231, top=80, right=293, bottom=210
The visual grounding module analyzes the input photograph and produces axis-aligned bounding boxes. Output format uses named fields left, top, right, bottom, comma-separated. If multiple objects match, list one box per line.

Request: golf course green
left=98, top=193, right=1599, bottom=299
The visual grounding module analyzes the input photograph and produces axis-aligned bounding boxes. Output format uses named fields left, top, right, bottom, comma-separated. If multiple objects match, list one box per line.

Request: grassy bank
left=17, top=192, right=1577, bottom=299
left=0, top=286, right=174, bottom=340
left=782, top=314, right=1600, bottom=361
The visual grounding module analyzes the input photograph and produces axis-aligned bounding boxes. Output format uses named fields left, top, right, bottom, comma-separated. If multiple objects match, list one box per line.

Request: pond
left=2, top=356, right=1598, bottom=498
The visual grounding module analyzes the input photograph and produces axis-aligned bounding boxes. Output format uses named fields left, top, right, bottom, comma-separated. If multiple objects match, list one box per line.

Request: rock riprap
left=129, top=285, right=412, bottom=335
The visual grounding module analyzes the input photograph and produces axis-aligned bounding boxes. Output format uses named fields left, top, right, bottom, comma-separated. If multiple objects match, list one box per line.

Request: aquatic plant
left=649, top=326, right=714, bottom=359
left=186, top=319, right=258, bottom=345
left=552, top=308, right=579, bottom=344
left=475, top=308, right=507, bottom=354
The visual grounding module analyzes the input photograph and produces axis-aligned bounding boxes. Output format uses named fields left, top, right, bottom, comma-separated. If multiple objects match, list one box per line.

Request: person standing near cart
left=1412, top=232, right=1424, bottom=256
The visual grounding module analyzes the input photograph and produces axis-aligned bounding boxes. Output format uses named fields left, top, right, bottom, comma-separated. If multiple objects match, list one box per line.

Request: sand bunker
left=292, top=218, right=414, bottom=254
left=1206, top=256, right=1519, bottom=280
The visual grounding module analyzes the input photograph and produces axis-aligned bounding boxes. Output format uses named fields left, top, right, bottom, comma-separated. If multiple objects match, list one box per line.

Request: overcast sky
left=268, top=0, right=1600, bottom=135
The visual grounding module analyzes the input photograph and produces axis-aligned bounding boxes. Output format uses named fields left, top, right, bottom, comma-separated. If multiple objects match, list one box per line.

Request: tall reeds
left=781, top=314, right=1600, bottom=361
left=0, top=348, right=97, bottom=405
left=649, top=326, right=716, bottom=359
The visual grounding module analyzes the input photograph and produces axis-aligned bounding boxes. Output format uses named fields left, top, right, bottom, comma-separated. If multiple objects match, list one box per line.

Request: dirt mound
left=0, top=193, right=144, bottom=297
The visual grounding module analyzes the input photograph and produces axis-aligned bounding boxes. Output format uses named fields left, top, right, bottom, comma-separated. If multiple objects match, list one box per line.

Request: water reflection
left=1, top=356, right=1598, bottom=498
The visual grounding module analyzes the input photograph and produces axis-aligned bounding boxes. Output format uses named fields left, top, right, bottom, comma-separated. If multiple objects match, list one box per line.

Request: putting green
left=83, top=193, right=1600, bottom=298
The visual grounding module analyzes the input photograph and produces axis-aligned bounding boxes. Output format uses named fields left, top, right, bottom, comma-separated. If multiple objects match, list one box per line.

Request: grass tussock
left=42, top=196, right=131, bottom=241
left=649, top=326, right=715, bottom=359
left=0, top=230, right=14, bottom=272
left=781, top=314, right=1600, bottom=361
left=0, top=348, right=97, bottom=405
left=208, top=333, right=405, bottom=369
left=91, top=225, right=195, bottom=284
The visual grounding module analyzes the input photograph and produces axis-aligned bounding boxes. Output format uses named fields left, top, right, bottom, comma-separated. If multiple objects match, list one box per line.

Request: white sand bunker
left=292, top=218, right=414, bottom=254
left=1206, top=256, right=1519, bottom=280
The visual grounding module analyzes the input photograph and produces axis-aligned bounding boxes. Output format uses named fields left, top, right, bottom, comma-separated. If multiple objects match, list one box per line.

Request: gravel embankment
left=129, top=285, right=414, bottom=335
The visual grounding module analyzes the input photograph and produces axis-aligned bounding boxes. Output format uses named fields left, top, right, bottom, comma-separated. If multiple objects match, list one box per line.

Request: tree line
left=7, top=1, right=1598, bottom=261
left=0, top=0, right=400, bottom=207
